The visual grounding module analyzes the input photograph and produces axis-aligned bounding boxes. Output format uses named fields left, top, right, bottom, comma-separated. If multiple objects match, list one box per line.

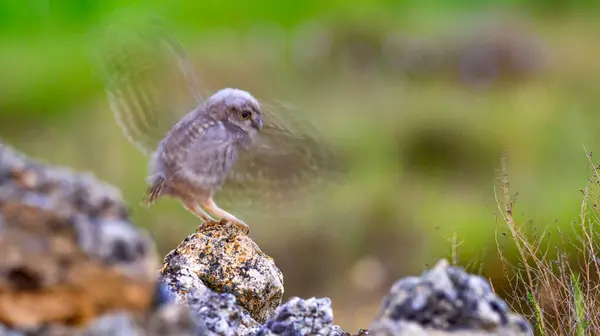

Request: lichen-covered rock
left=159, top=222, right=284, bottom=324
left=0, top=142, right=159, bottom=327
left=369, top=259, right=532, bottom=336
left=160, top=267, right=260, bottom=336
left=256, top=297, right=345, bottom=336
left=159, top=248, right=262, bottom=336
left=187, top=285, right=260, bottom=336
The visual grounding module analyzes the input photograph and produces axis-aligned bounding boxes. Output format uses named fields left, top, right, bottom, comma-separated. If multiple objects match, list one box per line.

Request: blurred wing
left=217, top=101, right=345, bottom=208
left=96, top=16, right=202, bottom=156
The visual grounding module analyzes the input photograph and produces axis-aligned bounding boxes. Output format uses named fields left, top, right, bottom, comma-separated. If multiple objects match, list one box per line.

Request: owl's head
left=206, top=88, right=263, bottom=137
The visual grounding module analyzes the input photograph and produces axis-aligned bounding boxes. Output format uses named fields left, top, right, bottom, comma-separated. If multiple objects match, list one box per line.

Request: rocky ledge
left=0, top=142, right=531, bottom=336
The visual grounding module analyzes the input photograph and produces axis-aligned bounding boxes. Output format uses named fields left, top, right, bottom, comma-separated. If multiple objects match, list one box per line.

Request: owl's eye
left=240, top=110, right=251, bottom=120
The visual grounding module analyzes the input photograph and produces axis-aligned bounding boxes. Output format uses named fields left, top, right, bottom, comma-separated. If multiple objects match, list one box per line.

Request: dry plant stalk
left=493, top=151, right=600, bottom=335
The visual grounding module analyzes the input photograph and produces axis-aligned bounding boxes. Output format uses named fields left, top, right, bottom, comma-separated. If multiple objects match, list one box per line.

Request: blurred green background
left=1, top=0, right=600, bottom=331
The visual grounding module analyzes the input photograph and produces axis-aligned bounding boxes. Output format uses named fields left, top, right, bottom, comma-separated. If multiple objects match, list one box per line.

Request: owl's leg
left=182, top=201, right=215, bottom=223
left=201, top=198, right=250, bottom=234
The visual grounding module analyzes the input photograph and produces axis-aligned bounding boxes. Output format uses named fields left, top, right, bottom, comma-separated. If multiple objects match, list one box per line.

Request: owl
left=98, top=18, right=342, bottom=234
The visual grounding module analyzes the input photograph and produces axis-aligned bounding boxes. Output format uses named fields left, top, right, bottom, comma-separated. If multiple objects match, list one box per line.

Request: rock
left=81, top=304, right=205, bottom=336
left=256, top=297, right=345, bottom=336
left=0, top=323, right=24, bottom=336
left=187, top=285, right=260, bottom=336
left=0, top=303, right=206, bottom=336
left=159, top=222, right=284, bottom=324
left=0, top=142, right=157, bottom=327
left=0, top=142, right=204, bottom=335
left=369, top=259, right=532, bottom=336
left=159, top=268, right=260, bottom=336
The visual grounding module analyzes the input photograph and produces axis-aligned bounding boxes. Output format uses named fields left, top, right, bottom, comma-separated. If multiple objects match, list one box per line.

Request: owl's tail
left=142, top=176, right=165, bottom=206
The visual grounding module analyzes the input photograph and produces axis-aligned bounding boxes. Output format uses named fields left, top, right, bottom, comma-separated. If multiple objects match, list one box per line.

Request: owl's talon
left=196, top=219, right=220, bottom=232
left=201, top=198, right=250, bottom=235
left=220, top=218, right=250, bottom=235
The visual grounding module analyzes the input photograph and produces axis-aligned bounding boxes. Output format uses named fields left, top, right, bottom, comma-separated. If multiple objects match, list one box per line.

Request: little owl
left=99, top=19, right=340, bottom=234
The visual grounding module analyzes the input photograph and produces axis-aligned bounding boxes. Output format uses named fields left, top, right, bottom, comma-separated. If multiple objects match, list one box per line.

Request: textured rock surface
left=0, top=303, right=206, bottom=336
left=159, top=221, right=284, bottom=324
left=369, top=259, right=532, bottom=336
left=256, top=297, right=345, bottom=336
left=160, top=272, right=260, bottom=336
left=187, top=285, right=260, bottom=336
left=0, top=142, right=203, bottom=335
left=0, top=142, right=158, bottom=327
left=80, top=303, right=205, bottom=336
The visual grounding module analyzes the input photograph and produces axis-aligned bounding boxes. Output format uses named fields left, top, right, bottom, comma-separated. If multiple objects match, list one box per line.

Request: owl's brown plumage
left=99, top=17, right=342, bottom=233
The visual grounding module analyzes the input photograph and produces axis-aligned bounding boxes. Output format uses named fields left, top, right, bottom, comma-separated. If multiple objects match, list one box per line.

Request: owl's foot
left=201, top=198, right=250, bottom=235
left=195, top=219, right=221, bottom=233
left=220, top=217, right=250, bottom=235
left=194, top=219, right=248, bottom=235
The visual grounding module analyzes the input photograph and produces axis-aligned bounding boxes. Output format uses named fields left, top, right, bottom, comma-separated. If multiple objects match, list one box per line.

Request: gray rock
left=0, top=303, right=206, bottom=336
left=80, top=304, right=206, bottom=336
left=144, top=304, right=208, bottom=336
left=0, top=142, right=159, bottom=327
left=81, top=313, right=143, bottom=336
left=369, top=259, right=532, bottom=336
left=160, top=274, right=260, bottom=336
left=0, top=142, right=203, bottom=335
left=159, top=223, right=284, bottom=324
left=0, top=324, right=23, bottom=336
left=256, top=297, right=345, bottom=336
left=188, top=287, right=259, bottom=336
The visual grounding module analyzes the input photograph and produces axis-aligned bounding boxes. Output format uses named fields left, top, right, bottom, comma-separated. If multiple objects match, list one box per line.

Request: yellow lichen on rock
left=160, top=221, right=284, bottom=324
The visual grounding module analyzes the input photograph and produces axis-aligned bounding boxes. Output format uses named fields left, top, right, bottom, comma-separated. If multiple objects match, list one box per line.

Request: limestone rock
left=159, top=222, right=284, bottom=324
left=0, top=302, right=206, bottom=336
left=0, top=142, right=159, bottom=327
left=369, top=259, right=532, bottom=336
left=187, top=285, right=260, bottom=336
left=0, top=142, right=204, bottom=335
left=256, top=297, right=345, bottom=336
left=80, top=304, right=206, bottom=336
left=160, top=268, right=260, bottom=336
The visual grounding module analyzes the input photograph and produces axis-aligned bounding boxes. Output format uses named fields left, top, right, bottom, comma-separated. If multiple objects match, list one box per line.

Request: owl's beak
left=251, top=118, right=263, bottom=132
